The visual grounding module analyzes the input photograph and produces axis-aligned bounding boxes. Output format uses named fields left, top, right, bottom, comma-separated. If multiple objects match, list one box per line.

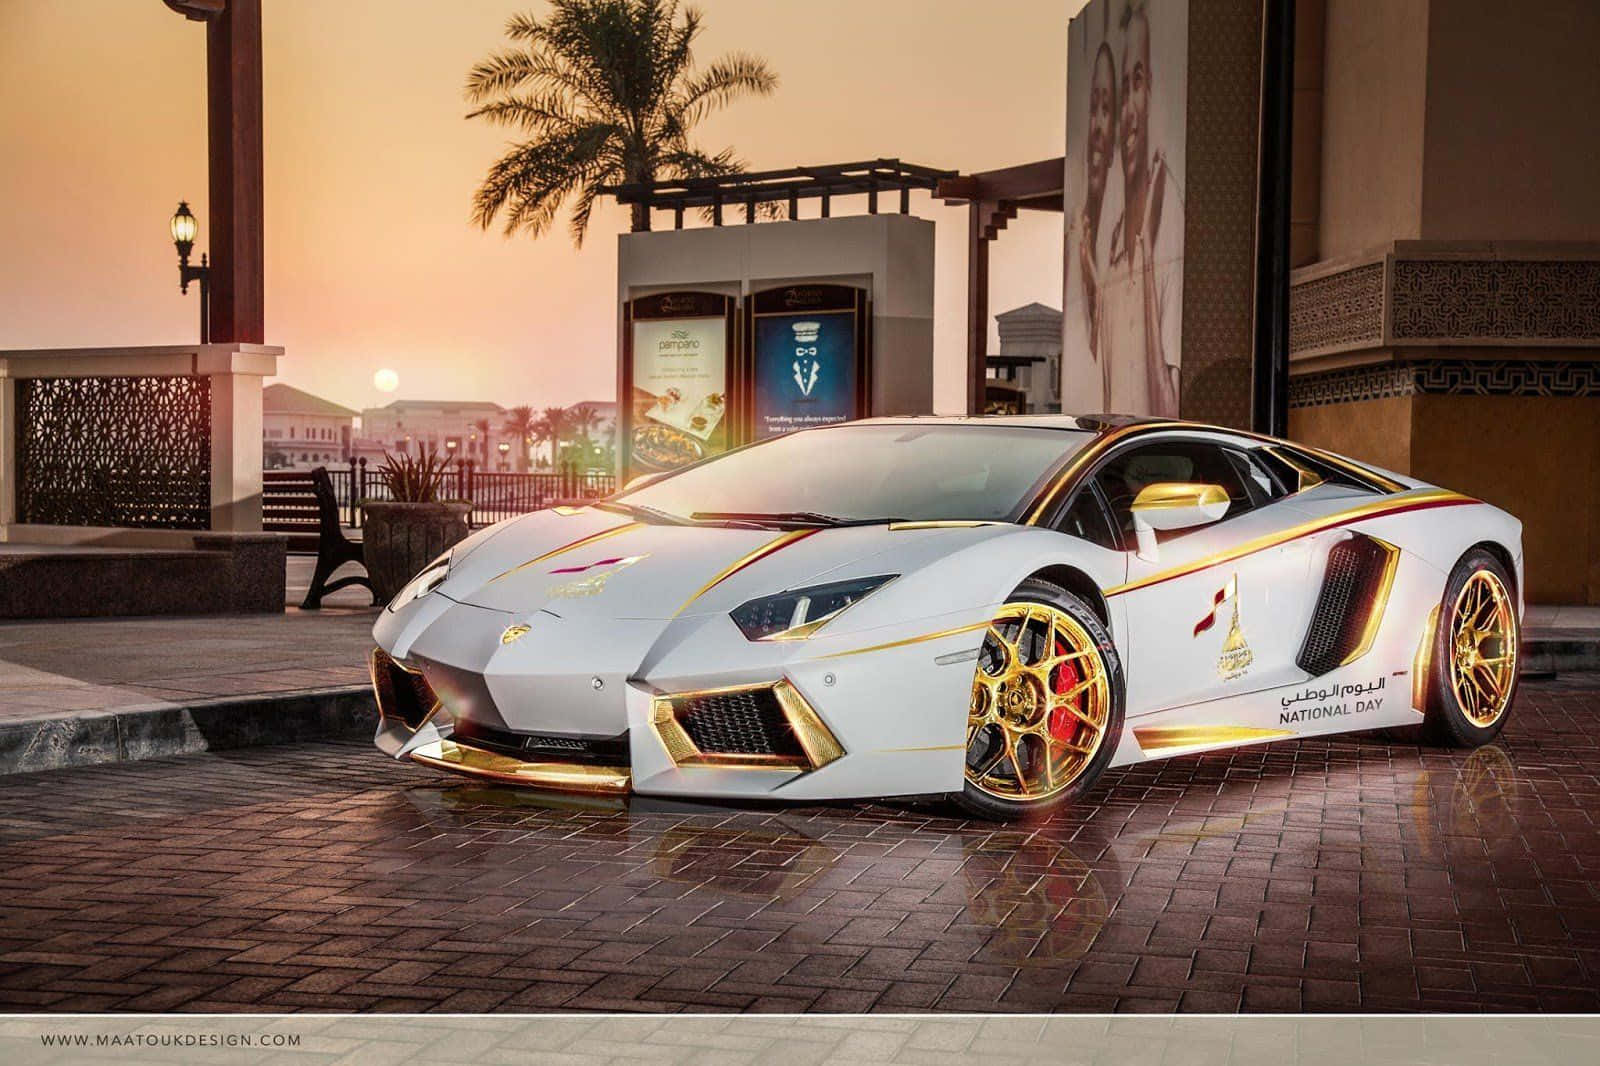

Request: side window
left=1263, top=444, right=1388, bottom=494
left=1058, top=487, right=1119, bottom=550
left=1227, top=447, right=1292, bottom=505
left=1091, top=440, right=1256, bottom=546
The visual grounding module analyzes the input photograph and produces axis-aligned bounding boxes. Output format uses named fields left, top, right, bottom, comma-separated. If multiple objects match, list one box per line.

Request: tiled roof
left=263, top=383, right=358, bottom=418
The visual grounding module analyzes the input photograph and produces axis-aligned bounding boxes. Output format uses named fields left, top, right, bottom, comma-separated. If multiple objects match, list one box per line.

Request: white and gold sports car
left=370, top=416, right=1523, bottom=821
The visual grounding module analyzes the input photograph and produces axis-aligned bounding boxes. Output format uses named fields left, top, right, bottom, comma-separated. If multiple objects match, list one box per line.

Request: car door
left=1087, top=435, right=1329, bottom=715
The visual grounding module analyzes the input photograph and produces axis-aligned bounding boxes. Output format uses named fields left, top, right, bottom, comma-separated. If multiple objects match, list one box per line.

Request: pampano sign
left=621, top=291, right=735, bottom=480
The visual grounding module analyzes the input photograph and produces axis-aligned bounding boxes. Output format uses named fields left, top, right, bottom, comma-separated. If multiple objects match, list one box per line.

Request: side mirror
left=1129, top=482, right=1230, bottom=561
left=622, top=471, right=666, bottom=492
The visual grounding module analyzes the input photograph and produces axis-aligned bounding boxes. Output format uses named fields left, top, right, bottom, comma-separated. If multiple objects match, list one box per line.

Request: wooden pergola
left=162, top=0, right=263, bottom=344
left=605, top=159, right=957, bottom=230
left=937, top=159, right=1064, bottom=415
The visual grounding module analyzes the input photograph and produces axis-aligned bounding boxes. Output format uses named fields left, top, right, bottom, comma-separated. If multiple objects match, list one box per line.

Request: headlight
left=386, top=551, right=452, bottom=613
left=730, top=574, right=897, bottom=641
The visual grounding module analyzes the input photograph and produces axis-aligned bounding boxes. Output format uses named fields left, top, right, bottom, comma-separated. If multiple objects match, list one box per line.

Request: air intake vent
left=676, top=688, right=805, bottom=759
left=651, top=681, right=845, bottom=770
left=1297, top=534, right=1400, bottom=676
left=369, top=648, right=440, bottom=731
left=449, top=720, right=630, bottom=767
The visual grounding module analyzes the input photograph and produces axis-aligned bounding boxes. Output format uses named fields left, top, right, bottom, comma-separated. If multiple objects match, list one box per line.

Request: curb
left=1523, top=637, right=1600, bottom=677
left=0, top=685, right=377, bottom=777
left=0, top=636, right=1591, bottom=779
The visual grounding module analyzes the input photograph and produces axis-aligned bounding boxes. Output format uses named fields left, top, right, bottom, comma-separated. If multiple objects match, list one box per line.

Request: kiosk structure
left=615, top=211, right=935, bottom=483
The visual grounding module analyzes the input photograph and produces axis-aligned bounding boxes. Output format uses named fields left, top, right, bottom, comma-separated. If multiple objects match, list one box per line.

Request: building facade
left=1285, top=0, right=1600, bottom=604
left=355, top=399, right=510, bottom=469
left=262, top=383, right=356, bottom=470
left=986, top=303, right=1063, bottom=414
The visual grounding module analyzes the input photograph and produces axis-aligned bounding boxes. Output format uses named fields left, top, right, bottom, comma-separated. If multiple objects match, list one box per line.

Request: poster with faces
left=1063, top=0, right=1188, bottom=419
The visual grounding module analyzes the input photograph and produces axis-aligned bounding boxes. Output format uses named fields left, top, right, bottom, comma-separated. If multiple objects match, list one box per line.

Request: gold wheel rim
left=966, top=602, right=1110, bottom=802
left=1446, top=569, right=1517, bottom=727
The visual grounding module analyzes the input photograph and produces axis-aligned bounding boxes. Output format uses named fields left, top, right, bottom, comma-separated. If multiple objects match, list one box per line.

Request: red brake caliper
left=1047, top=635, right=1081, bottom=742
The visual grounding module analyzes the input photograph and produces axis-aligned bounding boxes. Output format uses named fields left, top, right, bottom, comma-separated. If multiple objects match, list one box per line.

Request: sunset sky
left=0, top=0, right=1080, bottom=415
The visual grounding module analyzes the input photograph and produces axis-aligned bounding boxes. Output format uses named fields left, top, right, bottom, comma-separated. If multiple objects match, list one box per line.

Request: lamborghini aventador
left=368, top=416, right=1522, bottom=821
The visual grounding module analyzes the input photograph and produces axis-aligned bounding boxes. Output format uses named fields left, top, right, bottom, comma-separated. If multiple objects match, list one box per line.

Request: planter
left=361, top=501, right=472, bottom=602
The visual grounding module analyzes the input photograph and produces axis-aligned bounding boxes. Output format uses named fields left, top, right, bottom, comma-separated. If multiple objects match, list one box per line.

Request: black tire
left=953, top=578, right=1125, bottom=822
left=1421, top=548, right=1520, bottom=748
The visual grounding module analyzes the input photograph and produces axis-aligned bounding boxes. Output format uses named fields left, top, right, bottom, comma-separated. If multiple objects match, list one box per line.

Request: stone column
left=1290, top=0, right=1325, bottom=268
left=199, top=345, right=277, bottom=532
left=0, top=366, right=14, bottom=532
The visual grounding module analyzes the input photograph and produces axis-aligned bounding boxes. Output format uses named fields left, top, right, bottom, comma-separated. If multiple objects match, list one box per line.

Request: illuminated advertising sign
left=748, top=285, right=868, bottom=441
left=623, top=292, right=733, bottom=479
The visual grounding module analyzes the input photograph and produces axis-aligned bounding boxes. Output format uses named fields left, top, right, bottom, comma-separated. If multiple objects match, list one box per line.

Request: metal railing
left=318, top=460, right=615, bottom=529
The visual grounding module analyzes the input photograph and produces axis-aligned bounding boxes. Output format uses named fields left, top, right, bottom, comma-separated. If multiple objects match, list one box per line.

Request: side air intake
left=1296, top=534, right=1400, bottom=676
left=369, top=648, right=441, bottom=731
left=650, top=681, right=845, bottom=771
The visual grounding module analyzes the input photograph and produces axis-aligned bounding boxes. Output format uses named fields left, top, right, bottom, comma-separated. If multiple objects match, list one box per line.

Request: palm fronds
left=465, top=0, right=778, bottom=245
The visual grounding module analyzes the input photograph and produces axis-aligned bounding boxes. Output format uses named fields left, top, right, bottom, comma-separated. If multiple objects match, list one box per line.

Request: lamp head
left=170, top=201, right=197, bottom=261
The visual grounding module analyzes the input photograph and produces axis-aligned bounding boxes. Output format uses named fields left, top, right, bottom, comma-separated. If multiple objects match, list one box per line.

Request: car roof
left=852, top=413, right=1175, bottom=434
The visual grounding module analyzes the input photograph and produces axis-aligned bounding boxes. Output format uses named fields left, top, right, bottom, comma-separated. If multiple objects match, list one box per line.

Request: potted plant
left=362, top=449, right=472, bottom=601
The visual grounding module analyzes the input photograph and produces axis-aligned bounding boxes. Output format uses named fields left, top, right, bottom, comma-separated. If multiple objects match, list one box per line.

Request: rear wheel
left=955, top=579, right=1124, bottom=821
left=1422, top=549, right=1519, bottom=747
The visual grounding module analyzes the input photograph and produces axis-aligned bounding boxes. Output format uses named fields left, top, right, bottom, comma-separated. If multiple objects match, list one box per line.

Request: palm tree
left=538, top=406, right=570, bottom=468
left=465, top=0, right=778, bottom=244
left=501, top=405, right=536, bottom=473
left=530, top=420, right=554, bottom=471
left=566, top=404, right=602, bottom=470
left=473, top=417, right=493, bottom=465
left=568, top=404, right=601, bottom=444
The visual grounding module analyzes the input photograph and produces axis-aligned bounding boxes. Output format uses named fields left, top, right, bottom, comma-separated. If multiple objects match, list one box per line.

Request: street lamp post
left=170, top=201, right=211, bottom=343
left=497, top=440, right=511, bottom=471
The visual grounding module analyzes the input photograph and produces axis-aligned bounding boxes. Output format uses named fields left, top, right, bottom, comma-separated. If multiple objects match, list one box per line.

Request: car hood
left=436, top=507, right=1008, bottom=621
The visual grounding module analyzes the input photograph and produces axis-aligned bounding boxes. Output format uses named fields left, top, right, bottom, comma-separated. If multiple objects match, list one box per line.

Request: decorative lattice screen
left=15, top=376, right=211, bottom=529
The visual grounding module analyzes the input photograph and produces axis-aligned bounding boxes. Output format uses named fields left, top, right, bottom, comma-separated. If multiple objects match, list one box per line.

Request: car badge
left=1194, top=573, right=1253, bottom=680
left=500, top=624, right=532, bottom=645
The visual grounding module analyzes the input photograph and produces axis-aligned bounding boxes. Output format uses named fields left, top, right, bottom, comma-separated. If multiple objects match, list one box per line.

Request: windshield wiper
left=690, top=511, right=900, bottom=528
left=594, top=500, right=685, bottom=525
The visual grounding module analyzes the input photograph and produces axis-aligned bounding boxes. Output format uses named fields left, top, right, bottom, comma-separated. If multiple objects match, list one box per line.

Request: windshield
left=615, top=423, right=1092, bottom=525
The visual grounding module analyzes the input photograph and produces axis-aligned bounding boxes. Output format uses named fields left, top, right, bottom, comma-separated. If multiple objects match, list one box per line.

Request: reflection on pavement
left=403, top=784, right=1121, bottom=966
left=0, top=680, right=1595, bottom=1012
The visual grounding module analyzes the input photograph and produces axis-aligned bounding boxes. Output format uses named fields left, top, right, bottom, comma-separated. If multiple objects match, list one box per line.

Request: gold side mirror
left=1129, top=482, right=1231, bottom=560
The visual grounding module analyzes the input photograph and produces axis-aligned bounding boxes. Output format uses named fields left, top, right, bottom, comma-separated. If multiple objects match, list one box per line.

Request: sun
left=373, top=368, right=399, bottom=393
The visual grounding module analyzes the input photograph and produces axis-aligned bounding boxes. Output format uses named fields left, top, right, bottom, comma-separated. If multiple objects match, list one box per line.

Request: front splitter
left=408, top=739, right=632, bottom=795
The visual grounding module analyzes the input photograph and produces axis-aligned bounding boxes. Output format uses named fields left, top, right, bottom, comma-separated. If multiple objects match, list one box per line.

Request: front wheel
left=954, top=578, right=1124, bottom=821
left=1422, top=549, right=1520, bottom=747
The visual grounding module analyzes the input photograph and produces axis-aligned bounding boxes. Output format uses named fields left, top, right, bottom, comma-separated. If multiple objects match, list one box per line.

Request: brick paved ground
left=0, top=557, right=374, bottom=722
left=0, top=677, right=1596, bottom=1014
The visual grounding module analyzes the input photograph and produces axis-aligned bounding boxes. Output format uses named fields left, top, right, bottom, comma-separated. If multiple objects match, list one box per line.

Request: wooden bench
left=262, top=467, right=377, bottom=609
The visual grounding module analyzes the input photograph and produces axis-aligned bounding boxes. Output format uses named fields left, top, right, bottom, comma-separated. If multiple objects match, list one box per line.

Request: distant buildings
left=355, top=399, right=510, bottom=468
left=262, top=384, right=357, bottom=470
left=985, top=303, right=1063, bottom=414
left=261, top=392, right=620, bottom=473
